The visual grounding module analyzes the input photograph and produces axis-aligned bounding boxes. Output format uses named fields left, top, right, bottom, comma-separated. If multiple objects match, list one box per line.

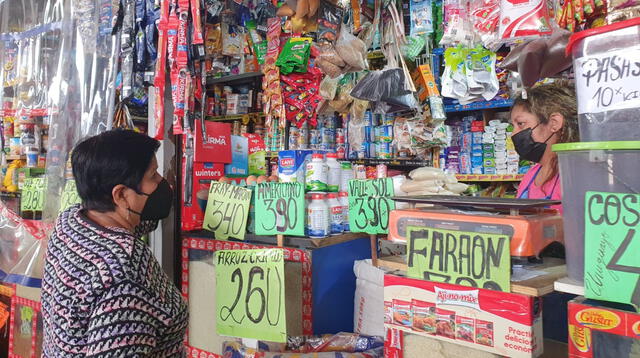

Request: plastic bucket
left=566, top=18, right=640, bottom=142
left=553, top=141, right=640, bottom=283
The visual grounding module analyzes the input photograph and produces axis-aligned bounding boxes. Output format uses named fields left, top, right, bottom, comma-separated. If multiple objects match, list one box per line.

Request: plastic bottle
left=327, top=193, right=343, bottom=235
left=340, top=161, right=354, bottom=192
left=326, top=153, right=341, bottom=192
left=339, top=191, right=350, bottom=232
left=305, top=154, right=328, bottom=191
left=307, top=193, right=329, bottom=238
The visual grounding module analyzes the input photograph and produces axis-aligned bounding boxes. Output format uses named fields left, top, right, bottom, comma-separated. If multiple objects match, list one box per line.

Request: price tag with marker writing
left=254, top=182, right=305, bottom=236
left=20, top=177, right=46, bottom=213
left=59, top=180, right=81, bottom=213
left=348, top=178, right=395, bottom=234
left=204, top=182, right=252, bottom=240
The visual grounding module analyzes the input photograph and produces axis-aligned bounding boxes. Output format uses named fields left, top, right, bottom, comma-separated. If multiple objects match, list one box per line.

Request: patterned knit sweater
left=42, top=205, right=187, bottom=357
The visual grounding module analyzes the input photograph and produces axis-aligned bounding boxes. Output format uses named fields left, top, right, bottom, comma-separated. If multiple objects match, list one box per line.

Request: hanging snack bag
left=499, top=0, right=552, bottom=40
left=276, top=37, right=313, bottom=75
left=317, top=0, right=344, bottom=46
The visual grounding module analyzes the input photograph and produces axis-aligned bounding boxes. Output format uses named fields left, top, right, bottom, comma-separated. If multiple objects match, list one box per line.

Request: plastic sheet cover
left=0, top=0, right=119, bottom=287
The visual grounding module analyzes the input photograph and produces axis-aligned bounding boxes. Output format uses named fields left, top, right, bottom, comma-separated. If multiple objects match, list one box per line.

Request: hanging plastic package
left=176, top=0, right=189, bottom=67
left=276, top=37, right=312, bottom=75
left=135, top=0, right=147, bottom=70
left=498, top=0, right=552, bottom=40
left=145, top=0, right=159, bottom=65
left=317, top=0, right=344, bottom=46
left=153, top=0, right=170, bottom=140
left=191, top=0, right=204, bottom=45
left=410, top=0, right=433, bottom=36
left=121, top=0, right=136, bottom=97
left=334, top=29, right=367, bottom=71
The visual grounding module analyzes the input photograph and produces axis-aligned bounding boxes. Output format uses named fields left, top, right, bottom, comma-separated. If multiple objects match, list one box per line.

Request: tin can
left=376, top=143, right=393, bottom=159
left=309, top=129, right=321, bottom=145
left=364, top=126, right=375, bottom=142
left=289, top=127, right=300, bottom=150
left=335, top=128, right=346, bottom=144
left=232, top=121, right=241, bottom=135
left=336, top=144, right=346, bottom=159
left=383, top=114, right=395, bottom=125
left=299, top=124, right=309, bottom=149
left=355, top=164, right=367, bottom=179
left=376, top=164, right=388, bottom=178
left=364, top=110, right=373, bottom=126
left=377, top=125, right=393, bottom=143
left=321, top=128, right=335, bottom=145
left=364, top=142, right=377, bottom=158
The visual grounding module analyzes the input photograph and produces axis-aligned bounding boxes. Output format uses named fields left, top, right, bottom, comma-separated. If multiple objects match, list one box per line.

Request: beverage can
left=336, top=144, right=346, bottom=159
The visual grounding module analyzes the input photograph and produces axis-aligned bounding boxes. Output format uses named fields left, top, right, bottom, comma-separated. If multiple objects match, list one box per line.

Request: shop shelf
left=455, top=174, right=523, bottom=182
left=347, top=158, right=433, bottom=167
left=5, top=155, right=25, bottom=161
left=205, top=112, right=265, bottom=122
left=206, top=71, right=263, bottom=85
left=554, top=276, right=585, bottom=296
left=444, top=98, right=514, bottom=113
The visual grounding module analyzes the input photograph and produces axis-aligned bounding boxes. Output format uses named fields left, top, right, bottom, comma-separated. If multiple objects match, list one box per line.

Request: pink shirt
left=517, top=164, right=563, bottom=213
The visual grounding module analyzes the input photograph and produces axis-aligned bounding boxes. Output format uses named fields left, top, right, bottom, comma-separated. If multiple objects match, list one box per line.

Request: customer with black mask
left=41, top=130, right=186, bottom=357
left=510, top=81, right=579, bottom=213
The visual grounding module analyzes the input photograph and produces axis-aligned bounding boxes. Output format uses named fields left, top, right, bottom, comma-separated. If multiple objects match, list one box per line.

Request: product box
left=181, top=162, right=225, bottom=232
left=226, top=94, right=250, bottom=115
left=411, top=64, right=440, bottom=102
left=243, top=133, right=266, bottom=176
left=194, top=120, right=232, bottom=163
left=224, top=135, right=249, bottom=177
left=384, top=274, right=543, bottom=358
left=278, top=150, right=314, bottom=183
left=568, top=297, right=640, bottom=358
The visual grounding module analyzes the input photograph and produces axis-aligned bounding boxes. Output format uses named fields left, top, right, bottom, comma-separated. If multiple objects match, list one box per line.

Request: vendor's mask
left=511, top=124, right=555, bottom=163
left=128, top=178, right=174, bottom=220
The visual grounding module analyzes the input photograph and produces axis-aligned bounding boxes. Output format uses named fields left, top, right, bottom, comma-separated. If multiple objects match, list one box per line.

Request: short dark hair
left=71, top=129, right=160, bottom=212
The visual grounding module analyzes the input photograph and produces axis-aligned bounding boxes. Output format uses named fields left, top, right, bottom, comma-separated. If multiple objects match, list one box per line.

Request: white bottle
left=340, top=161, right=354, bottom=192
left=327, top=193, right=343, bottom=235
left=326, top=152, right=341, bottom=192
left=306, top=154, right=328, bottom=191
left=339, top=191, right=350, bottom=232
left=307, top=193, right=329, bottom=238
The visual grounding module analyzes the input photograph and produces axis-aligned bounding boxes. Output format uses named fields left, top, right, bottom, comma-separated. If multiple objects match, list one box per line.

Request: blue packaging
left=376, top=125, right=393, bottom=143
left=383, top=114, right=395, bottom=125
left=377, top=142, right=392, bottom=159
left=278, top=150, right=314, bottom=183
left=321, top=128, right=335, bottom=145
left=224, top=135, right=249, bottom=177
left=364, top=110, right=374, bottom=125
left=364, top=126, right=375, bottom=142
left=364, top=142, right=377, bottom=158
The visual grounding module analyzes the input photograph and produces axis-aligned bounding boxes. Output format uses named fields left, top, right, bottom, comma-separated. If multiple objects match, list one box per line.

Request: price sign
left=59, top=180, right=81, bottom=213
left=585, top=192, right=640, bottom=308
left=20, top=178, right=46, bottom=213
left=348, top=178, right=395, bottom=234
left=215, top=249, right=286, bottom=342
left=574, top=49, right=640, bottom=115
left=255, top=182, right=304, bottom=236
left=204, top=182, right=252, bottom=240
left=406, top=226, right=511, bottom=292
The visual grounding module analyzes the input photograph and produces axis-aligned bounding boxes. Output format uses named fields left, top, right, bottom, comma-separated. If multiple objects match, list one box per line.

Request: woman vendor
left=510, top=81, right=579, bottom=212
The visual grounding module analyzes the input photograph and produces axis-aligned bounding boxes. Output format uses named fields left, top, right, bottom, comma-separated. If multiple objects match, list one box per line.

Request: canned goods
left=299, top=125, right=309, bottom=149
left=376, top=164, right=388, bottom=178
left=383, top=114, right=395, bottom=125
left=376, top=142, right=393, bottom=159
left=364, top=110, right=373, bottom=125
left=321, top=128, right=335, bottom=145
left=289, top=127, right=300, bottom=149
left=336, top=144, right=346, bottom=159
left=309, top=129, right=321, bottom=145
left=364, top=126, right=374, bottom=143
left=335, top=128, right=346, bottom=144
left=364, top=142, right=377, bottom=158
left=355, top=164, right=367, bottom=179
left=376, top=125, right=393, bottom=143
left=366, top=166, right=377, bottom=179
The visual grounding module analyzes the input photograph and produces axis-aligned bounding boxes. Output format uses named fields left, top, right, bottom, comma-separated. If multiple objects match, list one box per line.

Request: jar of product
left=326, top=153, right=341, bottom=192
left=305, top=154, right=328, bottom=191
left=327, top=193, right=343, bottom=235
left=339, top=191, right=350, bottom=232
left=307, top=193, right=329, bottom=238
left=340, top=161, right=354, bottom=192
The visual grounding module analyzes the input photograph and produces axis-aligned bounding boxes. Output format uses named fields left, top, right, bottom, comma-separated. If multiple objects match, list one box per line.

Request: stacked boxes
left=481, top=120, right=519, bottom=175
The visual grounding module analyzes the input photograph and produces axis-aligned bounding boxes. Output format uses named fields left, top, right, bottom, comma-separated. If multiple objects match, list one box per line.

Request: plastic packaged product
left=326, top=153, right=341, bottom=192
left=498, top=0, right=552, bottom=40
left=340, top=161, right=354, bottom=192
left=339, top=191, right=350, bottom=232
left=327, top=192, right=344, bottom=235
left=306, top=153, right=328, bottom=191
left=307, top=193, right=329, bottom=238
left=410, top=0, right=434, bottom=35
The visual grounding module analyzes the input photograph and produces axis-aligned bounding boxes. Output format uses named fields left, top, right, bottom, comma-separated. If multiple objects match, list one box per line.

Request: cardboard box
left=181, top=162, right=225, bottom=232
left=411, top=64, right=440, bottom=102
left=194, top=120, right=232, bottom=163
left=384, top=274, right=543, bottom=358
left=224, top=135, right=249, bottom=177
left=568, top=297, right=640, bottom=358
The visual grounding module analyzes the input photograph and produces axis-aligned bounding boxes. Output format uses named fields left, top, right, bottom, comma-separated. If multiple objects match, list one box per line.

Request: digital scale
left=388, top=196, right=564, bottom=261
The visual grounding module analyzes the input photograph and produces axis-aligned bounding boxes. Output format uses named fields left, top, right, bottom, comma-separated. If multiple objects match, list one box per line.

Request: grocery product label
left=584, top=191, right=640, bottom=309
left=59, top=180, right=81, bottom=213
left=20, top=177, right=46, bottom=213
left=574, top=48, right=640, bottom=115
left=406, top=226, right=511, bottom=292
left=348, top=178, right=395, bottom=235
left=254, top=183, right=305, bottom=236
left=215, top=249, right=286, bottom=342
left=203, top=182, right=251, bottom=240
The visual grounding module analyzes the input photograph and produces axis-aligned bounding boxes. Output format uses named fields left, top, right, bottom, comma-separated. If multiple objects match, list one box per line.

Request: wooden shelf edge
left=554, top=276, right=585, bottom=296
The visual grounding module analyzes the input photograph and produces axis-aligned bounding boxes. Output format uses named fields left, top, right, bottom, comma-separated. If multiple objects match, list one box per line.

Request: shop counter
left=181, top=232, right=373, bottom=356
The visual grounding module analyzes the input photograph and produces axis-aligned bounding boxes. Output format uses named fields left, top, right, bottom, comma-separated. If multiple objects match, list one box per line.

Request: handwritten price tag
left=203, top=182, right=252, bottom=240
left=20, top=178, right=46, bottom=213
left=407, top=226, right=511, bottom=292
left=575, top=49, right=640, bottom=115
left=255, top=183, right=305, bottom=236
left=59, top=180, right=81, bottom=213
left=348, top=178, right=395, bottom=234
left=585, top=192, right=640, bottom=309
left=215, top=249, right=286, bottom=342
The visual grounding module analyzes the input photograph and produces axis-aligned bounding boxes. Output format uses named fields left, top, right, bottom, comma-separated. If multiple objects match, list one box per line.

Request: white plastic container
left=306, top=154, right=328, bottom=192
left=326, top=153, right=341, bottom=192
left=327, top=193, right=344, bottom=235
left=567, top=18, right=640, bottom=141
left=554, top=141, right=640, bottom=283
left=307, top=193, right=329, bottom=238
left=339, top=191, right=350, bottom=232
left=340, top=161, right=354, bottom=192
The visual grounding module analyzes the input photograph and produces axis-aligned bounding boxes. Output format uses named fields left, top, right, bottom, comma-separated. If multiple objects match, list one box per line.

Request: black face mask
left=511, top=125, right=556, bottom=163
left=129, top=178, right=174, bottom=220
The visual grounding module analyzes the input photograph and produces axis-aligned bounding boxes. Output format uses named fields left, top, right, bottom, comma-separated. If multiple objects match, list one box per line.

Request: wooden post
left=370, top=234, right=378, bottom=266
left=277, top=234, right=284, bottom=247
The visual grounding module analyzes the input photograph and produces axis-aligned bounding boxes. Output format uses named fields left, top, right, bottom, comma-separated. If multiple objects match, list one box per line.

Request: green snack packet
left=402, top=36, right=426, bottom=60
left=254, top=40, right=267, bottom=64
left=276, top=38, right=312, bottom=75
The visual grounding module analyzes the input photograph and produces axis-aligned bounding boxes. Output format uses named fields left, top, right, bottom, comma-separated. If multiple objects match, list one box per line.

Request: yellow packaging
left=411, top=64, right=439, bottom=102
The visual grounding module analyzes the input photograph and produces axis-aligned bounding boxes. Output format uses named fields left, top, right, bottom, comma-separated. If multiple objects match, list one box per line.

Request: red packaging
left=152, top=0, right=170, bottom=140
left=385, top=301, right=393, bottom=324
left=392, top=300, right=412, bottom=328
left=456, top=315, right=476, bottom=343
left=385, top=328, right=404, bottom=358
left=366, top=166, right=377, bottom=179
left=176, top=7, right=189, bottom=66
left=411, top=300, right=436, bottom=334
left=167, top=8, right=179, bottom=68
left=190, top=0, right=204, bottom=45
left=436, top=308, right=456, bottom=339
left=181, top=162, right=225, bottom=232
left=476, top=319, right=495, bottom=347
left=499, top=0, right=552, bottom=39
left=194, top=120, right=232, bottom=163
